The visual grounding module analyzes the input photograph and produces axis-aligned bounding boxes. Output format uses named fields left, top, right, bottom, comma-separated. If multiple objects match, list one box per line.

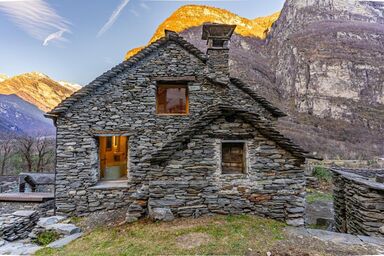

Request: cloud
left=139, top=2, right=150, bottom=10
left=97, top=0, right=130, bottom=37
left=129, top=9, right=139, bottom=17
left=0, top=0, right=71, bottom=45
left=43, top=29, right=68, bottom=46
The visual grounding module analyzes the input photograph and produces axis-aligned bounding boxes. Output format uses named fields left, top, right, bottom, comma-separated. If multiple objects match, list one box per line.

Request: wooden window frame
left=156, top=83, right=189, bottom=116
left=221, top=141, right=247, bottom=175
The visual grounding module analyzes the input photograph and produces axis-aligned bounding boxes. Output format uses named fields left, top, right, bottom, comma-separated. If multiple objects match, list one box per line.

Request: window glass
left=99, top=136, right=128, bottom=180
left=157, top=85, right=188, bottom=114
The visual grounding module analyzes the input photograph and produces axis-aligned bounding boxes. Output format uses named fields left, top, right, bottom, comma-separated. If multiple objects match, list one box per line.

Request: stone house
left=46, top=24, right=312, bottom=226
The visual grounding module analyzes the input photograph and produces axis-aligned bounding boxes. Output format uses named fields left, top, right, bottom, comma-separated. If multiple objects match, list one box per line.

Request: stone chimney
left=202, top=23, right=236, bottom=84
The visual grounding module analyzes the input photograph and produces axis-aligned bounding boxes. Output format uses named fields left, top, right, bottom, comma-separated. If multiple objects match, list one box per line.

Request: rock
left=149, top=207, right=174, bottom=222
left=12, top=210, right=36, bottom=217
left=0, top=239, right=5, bottom=247
left=47, top=224, right=81, bottom=235
left=125, top=215, right=138, bottom=223
left=37, top=216, right=66, bottom=227
left=286, top=218, right=304, bottom=227
left=47, top=233, right=83, bottom=248
left=0, top=241, right=41, bottom=255
left=380, top=226, right=384, bottom=235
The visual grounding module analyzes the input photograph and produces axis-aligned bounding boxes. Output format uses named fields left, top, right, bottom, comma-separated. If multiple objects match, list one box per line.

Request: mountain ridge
left=0, top=72, right=80, bottom=113
left=125, top=5, right=280, bottom=59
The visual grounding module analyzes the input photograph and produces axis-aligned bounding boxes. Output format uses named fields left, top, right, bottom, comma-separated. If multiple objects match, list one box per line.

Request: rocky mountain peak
left=125, top=5, right=280, bottom=59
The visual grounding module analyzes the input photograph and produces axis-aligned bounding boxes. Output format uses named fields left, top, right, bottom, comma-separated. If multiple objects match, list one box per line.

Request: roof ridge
left=229, top=77, right=287, bottom=118
left=46, top=31, right=207, bottom=117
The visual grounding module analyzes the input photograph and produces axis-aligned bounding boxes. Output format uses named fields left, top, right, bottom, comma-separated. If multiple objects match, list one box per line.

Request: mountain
left=0, top=72, right=79, bottom=113
left=126, top=2, right=384, bottom=159
left=0, top=74, right=8, bottom=82
left=0, top=94, right=54, bottom=135
left=125, top=5, right=280, bottom=59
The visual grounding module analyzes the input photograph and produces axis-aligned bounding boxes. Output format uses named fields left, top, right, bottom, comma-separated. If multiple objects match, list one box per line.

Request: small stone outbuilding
left=332, top=168, right=384, bottom=237
left=46, top=24, right=312, bottom=225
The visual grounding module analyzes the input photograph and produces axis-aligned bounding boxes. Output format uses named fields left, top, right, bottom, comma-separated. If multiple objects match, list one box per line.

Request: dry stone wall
left=147, top=117, right=306, bottom=225
left=0, top=210, right=39, bottom=241
left=332, top=168, right=384, bottom=237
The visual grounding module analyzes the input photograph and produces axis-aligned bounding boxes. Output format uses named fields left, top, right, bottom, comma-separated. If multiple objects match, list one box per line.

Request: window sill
left=156, top=113, right=190, bottom=116
left=221, top=173, right=249, bottom=179
left=88, top=180, right=130, bottom=190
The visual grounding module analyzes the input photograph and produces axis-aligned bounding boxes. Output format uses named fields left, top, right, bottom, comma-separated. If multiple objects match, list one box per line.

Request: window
left=222, top=142, right=246, bottom=174
left=99, top=136, right=128, bottom=180
left=156, top=84, right=188, bottom=115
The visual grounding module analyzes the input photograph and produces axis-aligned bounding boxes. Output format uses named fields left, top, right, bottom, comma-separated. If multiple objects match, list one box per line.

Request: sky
left=0, top=0, right=285, bottom=85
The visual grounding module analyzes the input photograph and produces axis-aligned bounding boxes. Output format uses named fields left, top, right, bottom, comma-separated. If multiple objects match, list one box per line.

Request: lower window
left=98, top=136, right=128, bottom=180
left=222, top=142, right=246, bottom=174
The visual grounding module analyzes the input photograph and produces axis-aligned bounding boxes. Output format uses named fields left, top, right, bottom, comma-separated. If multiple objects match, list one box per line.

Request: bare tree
left=35, top=136, right=54, bottom=172
left=17, top=136, right=35, bottom=172
left=0, top=135, right=14, bottom=175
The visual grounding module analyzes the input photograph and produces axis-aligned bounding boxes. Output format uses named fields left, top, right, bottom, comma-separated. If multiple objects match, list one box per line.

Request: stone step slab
left=46, top=224, right=81, bottom=235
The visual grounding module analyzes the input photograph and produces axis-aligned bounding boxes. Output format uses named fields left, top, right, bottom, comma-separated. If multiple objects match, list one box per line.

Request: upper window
left=156, top=84, right=188, bottom=115
left=222, top=142, right=246, bottom=174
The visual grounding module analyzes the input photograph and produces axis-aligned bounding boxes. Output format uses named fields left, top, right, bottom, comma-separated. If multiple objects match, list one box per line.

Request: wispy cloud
left=97, top=0, right=130, bottom=37
left=43, top=29, right=68, bottom=46
left=0, top=0, right=71, bottom=46
left=129, top=9, right=139, bottom=17
left=139, top=2, right=150, bottom=10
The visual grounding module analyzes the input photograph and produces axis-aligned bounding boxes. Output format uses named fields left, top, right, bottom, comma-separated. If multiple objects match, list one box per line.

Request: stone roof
left=147, top=103, right=310, bottom=164
left=46, top=30, right=207, bottom=117
left=230, top=78, right=287, bottom=118
left=330, top=168, right=384, bottom=191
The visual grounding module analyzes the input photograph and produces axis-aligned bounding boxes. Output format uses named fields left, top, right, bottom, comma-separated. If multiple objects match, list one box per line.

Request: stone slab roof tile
left=230, top=77, right=287, bottom=118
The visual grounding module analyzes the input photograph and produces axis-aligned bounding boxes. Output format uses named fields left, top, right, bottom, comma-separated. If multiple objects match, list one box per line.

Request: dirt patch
left=175, top=232, right=212, bottom=249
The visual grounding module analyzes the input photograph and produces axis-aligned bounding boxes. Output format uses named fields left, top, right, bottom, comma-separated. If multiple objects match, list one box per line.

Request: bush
left=36, top=230, right=60, bottom=246
left=312, top=166, right=332, bottom=183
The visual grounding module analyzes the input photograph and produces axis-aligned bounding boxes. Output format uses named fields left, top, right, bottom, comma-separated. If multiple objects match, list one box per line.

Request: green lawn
left=306, top=191, right=333, bottom=204
left=36, top=215, right=285, bottom=256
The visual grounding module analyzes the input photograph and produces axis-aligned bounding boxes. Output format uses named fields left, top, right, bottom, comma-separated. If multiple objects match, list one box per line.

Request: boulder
left=37, top=216, right=66, bottom=227
left=46, top=224, right=81, bottom=235
left=149, top=207, right=174, bottom=222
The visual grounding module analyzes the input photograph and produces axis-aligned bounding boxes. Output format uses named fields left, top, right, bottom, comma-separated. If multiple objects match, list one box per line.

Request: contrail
left=97, top=0, right=130, bottom=37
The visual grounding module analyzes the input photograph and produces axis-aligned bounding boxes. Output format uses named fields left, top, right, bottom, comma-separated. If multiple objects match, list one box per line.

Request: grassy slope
left=36, top=215, right=285, bottom=255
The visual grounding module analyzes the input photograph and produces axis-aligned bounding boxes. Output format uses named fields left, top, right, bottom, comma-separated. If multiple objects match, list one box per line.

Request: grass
left=312, top=165, right=332, bottom=183
left=306, top=191, right=333, bottom=204
left=35, top=215, right=285, bottom=256
left=36, top=230, right=61, bottom=246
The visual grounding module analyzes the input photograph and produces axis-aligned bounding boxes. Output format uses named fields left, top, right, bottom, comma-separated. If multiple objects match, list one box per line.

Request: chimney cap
left=202, top=23, right=237, bottom=40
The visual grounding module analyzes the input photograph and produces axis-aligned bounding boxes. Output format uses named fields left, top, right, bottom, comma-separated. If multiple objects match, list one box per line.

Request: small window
left=222, top=142, right=246, bottom=174
left=156, top=84, right=188, bottom=115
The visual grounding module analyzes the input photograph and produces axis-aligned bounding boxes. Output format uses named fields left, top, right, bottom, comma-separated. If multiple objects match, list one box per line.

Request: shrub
left=312, top=166, right=332, bottom=183
left=36, top=230, right=60, bottom=246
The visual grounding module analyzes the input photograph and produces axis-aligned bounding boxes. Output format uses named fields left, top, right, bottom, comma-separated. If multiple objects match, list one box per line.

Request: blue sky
left=0, top=0, right=284, bottom=85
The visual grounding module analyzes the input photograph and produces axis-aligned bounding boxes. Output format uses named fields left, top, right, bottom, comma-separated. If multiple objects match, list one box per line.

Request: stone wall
left=332, top=168, right=384, bottom=237
left=0, top=200, right=54, bottom=215
left=0, top=176, right=18, bottom=193
left=54, top=37, right=277, bottom=216
left=0, top=210, right=39, bottom=241
left=146, top=117, right=305, bottom=225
